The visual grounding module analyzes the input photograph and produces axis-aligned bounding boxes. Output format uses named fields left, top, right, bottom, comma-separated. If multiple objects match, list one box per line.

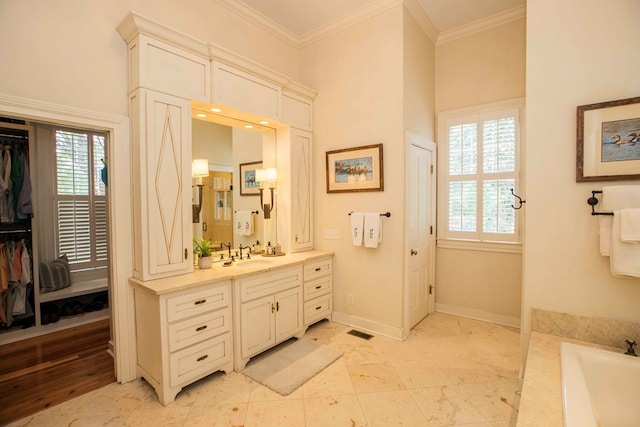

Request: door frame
left=403, top=131, right=436, bottom=339
left=0, top=93, right=137, bottom=383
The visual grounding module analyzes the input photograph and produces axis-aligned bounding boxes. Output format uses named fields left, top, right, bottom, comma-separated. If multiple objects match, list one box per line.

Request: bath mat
left=241, top=338, right=343, bottom=396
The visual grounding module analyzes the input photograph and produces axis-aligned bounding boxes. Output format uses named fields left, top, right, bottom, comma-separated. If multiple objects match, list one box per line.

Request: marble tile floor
left=8, top=313, right=521, bottom=427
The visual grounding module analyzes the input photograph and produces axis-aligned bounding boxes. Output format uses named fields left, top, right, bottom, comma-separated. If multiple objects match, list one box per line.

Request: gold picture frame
left=577, top=96, right=640, bottom=182
left=326, top=144, right=383, bottom=193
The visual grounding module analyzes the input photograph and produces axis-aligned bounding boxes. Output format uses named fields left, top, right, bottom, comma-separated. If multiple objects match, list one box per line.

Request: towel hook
left=510, top=188, right=526, bottom=210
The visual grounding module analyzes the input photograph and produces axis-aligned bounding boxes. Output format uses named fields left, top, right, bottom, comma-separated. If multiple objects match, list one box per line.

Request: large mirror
left=191, top=105, right=277, bottom=256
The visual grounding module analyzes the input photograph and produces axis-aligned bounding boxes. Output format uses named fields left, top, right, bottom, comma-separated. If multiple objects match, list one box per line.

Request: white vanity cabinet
left=303, top=257, right=333, bottom=326
left=233, top=266, right=304, bottom=370
left=132, top=280, right=233, bottom=405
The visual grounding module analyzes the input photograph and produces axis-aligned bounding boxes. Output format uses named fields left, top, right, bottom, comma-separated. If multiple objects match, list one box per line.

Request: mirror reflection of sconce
left=192, top=158, right=209, bottom=223
left=256, top=167, right=277, bottom=219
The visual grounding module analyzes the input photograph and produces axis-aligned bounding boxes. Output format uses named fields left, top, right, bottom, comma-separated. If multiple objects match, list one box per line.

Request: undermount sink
left=235, top=259, right=275, bottom=268
left=561, top=341, right=640, bottom=427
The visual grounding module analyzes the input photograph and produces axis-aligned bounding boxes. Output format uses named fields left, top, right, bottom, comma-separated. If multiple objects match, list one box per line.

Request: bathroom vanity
left=130, top=251, right=332, bottom=405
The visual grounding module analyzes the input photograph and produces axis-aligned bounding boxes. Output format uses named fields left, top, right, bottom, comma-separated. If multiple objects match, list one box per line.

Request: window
left=439, top=102, right=522, bottom=245
left=54, top=129, right=108, bottom=271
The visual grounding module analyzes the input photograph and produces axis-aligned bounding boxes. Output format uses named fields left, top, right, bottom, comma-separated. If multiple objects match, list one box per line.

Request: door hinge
left=430, top=225, right=433, bottom=235
left=429, top=285, right=433, bottom=295
left=430, top=165, right=434, bottom=174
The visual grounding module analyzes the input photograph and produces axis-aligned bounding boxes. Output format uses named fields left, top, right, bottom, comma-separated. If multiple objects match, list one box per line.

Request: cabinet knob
left=196, top=354, right=208, bottom=362
left=185, top=248, right=188, bottom=260
left=315, top=267, right=321, bottom=272
left=315, top=306, right=322, bottom=310
left=315, top=285, right=322, bottom=290
left=195, top=325, right=207, bottom=332
left=194, top=299, right=207, bottom=305
left=271, top=303, right=275, bottom=313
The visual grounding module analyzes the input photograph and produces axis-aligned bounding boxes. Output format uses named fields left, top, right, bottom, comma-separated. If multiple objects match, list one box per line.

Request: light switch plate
left=323, top=229, right=341, bottom=240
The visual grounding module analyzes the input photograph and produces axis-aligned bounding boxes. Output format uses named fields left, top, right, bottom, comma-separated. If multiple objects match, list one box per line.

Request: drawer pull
left=315, top=285, right=322, bottom=289
left=194, top=299, right=207, bottom=305
left=315, top=306, right=322, bottom=310
left=195, top=325, right=207, bottom=332
left=197, top=354, right=209, bottom=362
left=315, top=267, right=322, bottom=271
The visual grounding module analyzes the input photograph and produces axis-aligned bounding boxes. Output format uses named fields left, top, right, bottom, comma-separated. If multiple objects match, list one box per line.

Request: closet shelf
left=39, top=278, right=108, bottom=303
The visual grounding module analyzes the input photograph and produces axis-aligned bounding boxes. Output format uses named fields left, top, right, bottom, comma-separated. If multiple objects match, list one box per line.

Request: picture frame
left=326, top=143, right=384, bottom=193
left=577, top=96, right=640, bottom=182
left=239, top=161, right=262, bottom=195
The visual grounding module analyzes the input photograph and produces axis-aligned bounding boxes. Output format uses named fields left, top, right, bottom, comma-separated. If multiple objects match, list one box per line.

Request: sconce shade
left=266, top=167, right=277, bottom=183
left=255, top=168, right=266, bottom=183
left=192, top=159, right=209, bottom=178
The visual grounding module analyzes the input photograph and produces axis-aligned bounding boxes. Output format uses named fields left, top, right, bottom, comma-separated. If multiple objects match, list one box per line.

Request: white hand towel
left=364, top=212, right=382, bottom=248
left=235, top=210, right=254, bottom=236
left=351, top=212, right=364, bottom=246
left=610, top=210, right=640, bottom=277
left=620, top=209, right=640, bottom=243
left=599, top=186, right=640, bottom=255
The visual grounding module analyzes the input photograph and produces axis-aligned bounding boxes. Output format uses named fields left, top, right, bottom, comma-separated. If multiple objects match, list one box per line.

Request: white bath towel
left=364, top=212, right=383, bottom=249
left=235, top=210, right=254, bottom=236
left=620, top=209, right=640, bottom=243
left=610, top=210, right=640, bottom=278
left=599, top=186, right=640, bottom=255
left=351, top=212, right=364, bottom=246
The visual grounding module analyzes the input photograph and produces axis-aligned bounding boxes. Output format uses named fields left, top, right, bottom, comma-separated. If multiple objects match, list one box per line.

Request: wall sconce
left=192, top=158, right=209, bottom=223
left=256, top=167, right=277, bottom=219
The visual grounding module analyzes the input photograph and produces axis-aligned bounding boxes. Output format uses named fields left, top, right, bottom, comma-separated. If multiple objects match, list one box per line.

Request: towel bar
left=587, top=190, right=614, bottom=216
left=348, top=211, right=391, bottom=218
left=234, top=210, right=259, bottom=215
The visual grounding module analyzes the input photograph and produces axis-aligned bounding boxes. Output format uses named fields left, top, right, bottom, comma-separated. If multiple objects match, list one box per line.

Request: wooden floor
left=0, top=319, right=115, bottom=425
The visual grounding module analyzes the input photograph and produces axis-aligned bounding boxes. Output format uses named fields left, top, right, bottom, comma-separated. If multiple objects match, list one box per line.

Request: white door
left=405, top=132, right=436, bottom=332
left=241, top=295, right=276, bottom=358
left=275, top=287, right=303, bottom=343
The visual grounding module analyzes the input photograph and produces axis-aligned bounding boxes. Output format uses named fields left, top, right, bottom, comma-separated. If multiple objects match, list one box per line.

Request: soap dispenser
left=254, top=240, right=261, bottom=253
left=266, top=241, right=273, bottom=255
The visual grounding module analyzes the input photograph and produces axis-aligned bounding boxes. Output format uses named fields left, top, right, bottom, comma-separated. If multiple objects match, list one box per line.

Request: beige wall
left=0, top=0, right=299, bottom=117
left=403, top=9, right=436, bottom=139
left=523, top=0, right=640, bottom=352
left=300, top=7, right=407, bottom=335
left=434, top=18, right=526, bottom=326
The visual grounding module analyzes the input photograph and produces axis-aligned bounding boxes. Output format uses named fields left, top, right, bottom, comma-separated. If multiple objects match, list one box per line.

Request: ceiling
left=238, top=0, right=525, bottom=39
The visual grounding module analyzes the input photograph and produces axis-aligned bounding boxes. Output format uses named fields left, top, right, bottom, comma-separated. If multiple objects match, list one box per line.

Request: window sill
left=436, top=238, right=522, bottom=254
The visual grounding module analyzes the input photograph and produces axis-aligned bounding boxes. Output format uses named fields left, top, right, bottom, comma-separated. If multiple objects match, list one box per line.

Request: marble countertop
left=130, top=250, right=333, bottom=295
left=517, top=332, right=624, bottom=426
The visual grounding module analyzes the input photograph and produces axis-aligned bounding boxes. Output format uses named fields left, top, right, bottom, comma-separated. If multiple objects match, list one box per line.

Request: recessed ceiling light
left=196, top=113, right=207, bottom=118
left=244, top=124, right=254, bottom=129
left=259, top=120, right=269, bottom=125
left=211, top=108, right=222, bottom=113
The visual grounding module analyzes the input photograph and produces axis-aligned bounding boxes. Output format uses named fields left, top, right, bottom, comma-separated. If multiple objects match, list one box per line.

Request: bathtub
left=560, top=341, right=640, bottom=427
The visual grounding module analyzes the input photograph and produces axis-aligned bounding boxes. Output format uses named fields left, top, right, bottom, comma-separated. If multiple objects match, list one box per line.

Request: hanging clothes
left=10, top=145, right=23, bottom=221
left=17, top=150, right=32, bottom=218
left=0, top=146, right=10, bottom=223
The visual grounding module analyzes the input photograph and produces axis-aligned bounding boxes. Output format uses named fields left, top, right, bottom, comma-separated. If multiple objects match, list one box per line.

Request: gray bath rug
left=241, top=338, right=343, bottom=396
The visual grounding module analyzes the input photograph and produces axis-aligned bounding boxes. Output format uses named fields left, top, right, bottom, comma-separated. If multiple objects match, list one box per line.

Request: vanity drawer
left=170, top=333, right=232, bottom=387
left=166, top=283, right=230, bottom=322
left=304, top=276, right=332, bottom=300
left=238, top=266, right=302, bottom=303
left=168, top=306, right=231, bottom=352
left=304, top=294, right=332, bottom=326
left=304, top=258, right=332, bottom=281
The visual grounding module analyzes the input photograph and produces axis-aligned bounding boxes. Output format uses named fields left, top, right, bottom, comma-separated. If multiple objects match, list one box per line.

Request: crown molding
left=436, top=5, right=526, bottom=45
left=216, top=0, right=299, bottom=47
left=297, top=0, right=403, bottom=48
left=403, top=0, right=439, bottom=43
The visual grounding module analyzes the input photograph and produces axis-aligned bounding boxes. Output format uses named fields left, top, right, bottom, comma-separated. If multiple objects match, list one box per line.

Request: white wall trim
left=437, top=5, right=526, bottom=45
left=435, top=303, right=521, bottom=329
left=0, top=93, right=136, bottom=383
left=403, top=0, right=439, bottom=43
left=331, top=311, right=404, bottom=341
left=218, top=0, right=405, bottom=49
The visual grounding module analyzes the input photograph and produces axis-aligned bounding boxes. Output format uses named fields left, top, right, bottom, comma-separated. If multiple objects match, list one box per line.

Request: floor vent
left=347, top=329, right=374, bottom=340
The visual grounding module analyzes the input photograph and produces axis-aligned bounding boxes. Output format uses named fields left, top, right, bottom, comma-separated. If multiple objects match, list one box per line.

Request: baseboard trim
left=435, top=303, right=521, bottom=329
left=331, top=311, right=404, bottom=341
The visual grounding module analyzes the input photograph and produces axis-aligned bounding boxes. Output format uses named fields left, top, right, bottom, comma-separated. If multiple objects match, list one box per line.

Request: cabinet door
left=240, top=295, right=276, bottom=358
left=290, top=129, right=313, bottom=252
left=144, top=90, right=193, bottom=277
left=275, top=287, right=303, bottom=343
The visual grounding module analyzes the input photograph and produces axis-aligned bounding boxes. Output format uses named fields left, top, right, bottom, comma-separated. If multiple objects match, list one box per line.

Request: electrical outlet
left=323, top=229, right=341, bottom=240
left=348, top=294, right=354, bottom=305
